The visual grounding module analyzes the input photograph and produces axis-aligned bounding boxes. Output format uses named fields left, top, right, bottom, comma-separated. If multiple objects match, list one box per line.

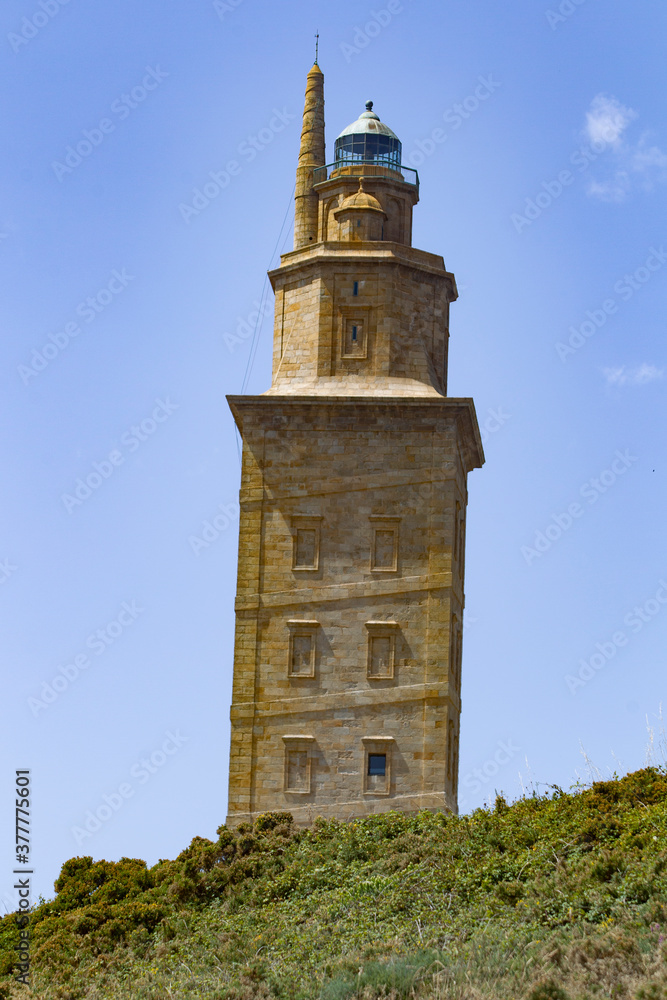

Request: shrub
left=253, top=811, right=294, bottom=833
left=51, top=856, right=154, bottom=912
left=527, top=981, right=570, bottom=1000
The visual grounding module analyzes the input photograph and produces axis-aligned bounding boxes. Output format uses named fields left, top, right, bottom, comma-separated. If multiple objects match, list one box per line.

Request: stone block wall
left=226, top=397, right=478, bottom=827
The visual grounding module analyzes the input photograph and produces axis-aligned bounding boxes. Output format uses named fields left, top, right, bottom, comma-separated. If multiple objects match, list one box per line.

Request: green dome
left=334, top=101, right=402, bottom=168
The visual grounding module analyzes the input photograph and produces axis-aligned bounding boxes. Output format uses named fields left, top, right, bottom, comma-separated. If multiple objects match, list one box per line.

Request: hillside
left=1, top=768, right=666, bottom=999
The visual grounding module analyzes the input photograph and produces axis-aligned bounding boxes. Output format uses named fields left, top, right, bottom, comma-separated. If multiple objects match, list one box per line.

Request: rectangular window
left=343, top=318, right=366, bottom=357
left=353, top=281, right=359, bottom=296
left=362, top=737, right=393, bottom=795
left=291, top=517, right=321, bottom=570
left=368, top=753, right=386, bottom=776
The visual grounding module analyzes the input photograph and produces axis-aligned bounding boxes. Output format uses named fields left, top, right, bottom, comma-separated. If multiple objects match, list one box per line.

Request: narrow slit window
left=343, top=319, right=366, bottom=358
left=353, top=281, right=359, bottom=296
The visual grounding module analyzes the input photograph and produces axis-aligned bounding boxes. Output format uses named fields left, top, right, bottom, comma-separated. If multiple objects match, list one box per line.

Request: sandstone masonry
left=225, top=64, right=484, bottom=827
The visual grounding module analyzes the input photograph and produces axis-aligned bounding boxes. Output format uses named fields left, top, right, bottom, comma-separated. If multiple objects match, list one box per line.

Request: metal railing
left=313, top=161, right=419, bottom=191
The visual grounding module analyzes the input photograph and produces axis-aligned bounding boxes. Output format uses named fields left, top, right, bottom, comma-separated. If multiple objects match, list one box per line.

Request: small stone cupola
left=333, top=179, right=387, bottom=241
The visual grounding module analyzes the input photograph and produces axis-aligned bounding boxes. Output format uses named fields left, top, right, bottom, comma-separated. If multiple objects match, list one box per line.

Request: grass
left=1, top=767, right=666, bottom=999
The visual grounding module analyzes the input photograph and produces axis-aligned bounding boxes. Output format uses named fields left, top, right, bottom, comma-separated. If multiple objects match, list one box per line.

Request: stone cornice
left=269, top=241, right=457, bottom=293
left=227, top=395, right=485, bottom=473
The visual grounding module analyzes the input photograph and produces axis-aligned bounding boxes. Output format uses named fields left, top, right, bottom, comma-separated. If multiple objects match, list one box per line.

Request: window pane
left=335, top=134, right=402, bottom=167
left=368, top=754, right=386, bottom=776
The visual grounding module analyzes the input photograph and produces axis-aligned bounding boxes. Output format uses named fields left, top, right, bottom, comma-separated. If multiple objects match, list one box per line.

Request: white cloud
left=631, top=136, right=667, bottom=189
left=587, top=173, right=631, bottom=203
left=583, top=94, right=667, bottom=202
left=603, top=364, right=664, bottom=387
left=585, top=94, right=637, bottom=148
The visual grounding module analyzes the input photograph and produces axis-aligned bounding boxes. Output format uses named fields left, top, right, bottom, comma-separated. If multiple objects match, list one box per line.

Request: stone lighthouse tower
left=225, top=64, right=484, bottom=827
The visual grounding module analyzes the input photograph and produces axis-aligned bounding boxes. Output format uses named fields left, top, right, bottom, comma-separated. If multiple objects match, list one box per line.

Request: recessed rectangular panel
left=294, top=529, right=317, bottom=568
left=286, top=750, right=308, bottom=790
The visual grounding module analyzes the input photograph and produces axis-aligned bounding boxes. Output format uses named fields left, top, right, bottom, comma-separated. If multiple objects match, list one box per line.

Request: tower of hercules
left=225, top=62, right=484, bottom=827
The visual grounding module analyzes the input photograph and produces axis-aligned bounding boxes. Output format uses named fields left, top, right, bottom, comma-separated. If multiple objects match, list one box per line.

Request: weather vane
left=315, top=29, right=319, bottom=64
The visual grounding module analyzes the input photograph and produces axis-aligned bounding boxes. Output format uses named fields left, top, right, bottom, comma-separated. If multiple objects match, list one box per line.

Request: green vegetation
left=1, top=768, right=666, bottom=999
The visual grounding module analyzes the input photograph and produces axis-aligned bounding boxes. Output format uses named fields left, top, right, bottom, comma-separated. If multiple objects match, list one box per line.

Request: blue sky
left=1, top=0, right=666, bottom=907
